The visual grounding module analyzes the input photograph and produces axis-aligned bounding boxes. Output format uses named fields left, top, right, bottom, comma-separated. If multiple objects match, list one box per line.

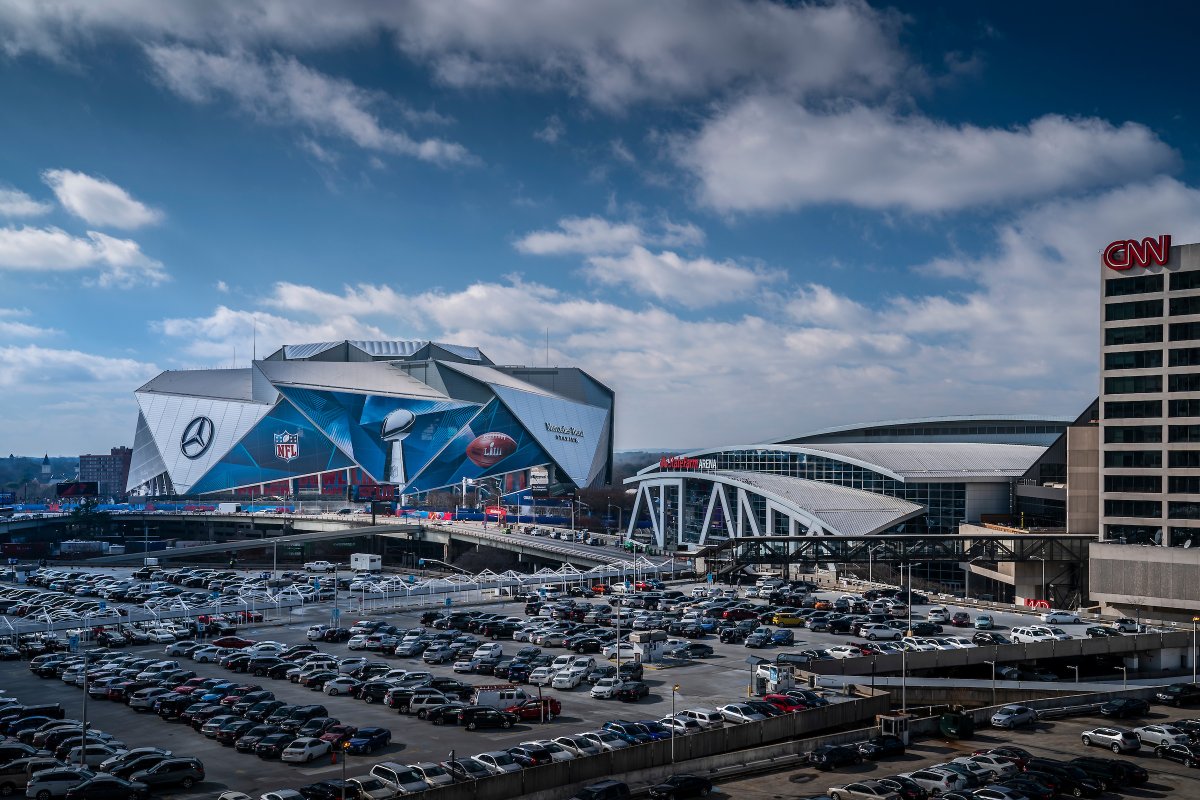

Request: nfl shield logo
left=274, top=431, right=300, bottom=462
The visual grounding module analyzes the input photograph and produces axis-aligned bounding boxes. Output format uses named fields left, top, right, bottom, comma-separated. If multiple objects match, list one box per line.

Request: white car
left=146, top=630, right=175, bottom=643
left=900, top=637, right=936, bottom=652
left=590, top=677, right=626, bottom=698
left=903, top=769, right=970, bottom=795
left=528, top=667, right=556, bottom=687
left=280, top=737, right=331, bottom=764
left=524, top=739, right=575, bottom=762
left=409, top=762, right=453, bottom=787
left=861, top=624, right=901, bottom=641
left=304, top=561, right=335, bottom=572
left=1010, top=627, right=1056, bottom=643
left=718, top=703, right=767, bottom=724
left=602, top=642, right=637, bottom=660
left=658, top=716, right=703, bottom=735
left=552, top=735, right=602, bottom=757
left=452, top=658, right=480, bottom=673
left=827, top=645, right=862, bottom=660
left=927, top=607, right=951, bottom=623
left=990, top=705, right=1038, bottom=729
left=339, top=657, right=369, bottom=674
left=1134, top=724, right=1190, bottom=748
left=323, top=677, right=361, bottom=696
left=1040, top=610, right=1081, bottom=624
left=472, top=751, right=522, bottom=775
left=581, top=730, right=630, bottom=752
left=347, top=636, right=370, bottom=651
left=939, top=637, right=977, bottom=649
left=551, top=667, right=587, bottom=689
left=958, top=754, right=1020, bottom=779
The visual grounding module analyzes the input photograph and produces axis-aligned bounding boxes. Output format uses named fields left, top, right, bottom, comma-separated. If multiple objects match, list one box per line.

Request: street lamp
left=983, top=660, right=997, bottom=706
left=868, top=545, right=882, bottom=585
left=340, top=740, right=349, bottom=800
left=671, top=683, right=679, bottom=763
left=1031, top=555, right=1046, bottom=603
left=1067, top=665, right=1080, bottom=683
left=607, top=503, right=623, bottom=533
left=1193, top=617, right=1199, bottom=684
left=1117, top=664, right=1128, bottom=689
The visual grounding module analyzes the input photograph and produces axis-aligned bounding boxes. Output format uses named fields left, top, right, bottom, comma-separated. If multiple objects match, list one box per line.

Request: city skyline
left=3, top=1, right=1200, bottom=454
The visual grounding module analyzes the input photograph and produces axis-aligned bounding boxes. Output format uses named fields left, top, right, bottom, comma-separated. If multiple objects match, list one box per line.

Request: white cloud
left=585, top=246, right=778, bottom=308
left=610, top=139, right=635, bottom=163
left=262, top=282, right=403, bottom=317
left=155, top=304, right=389, bottom=362
left=534, top=115, right=564, bottom=144
left=676, top=97, right=1179, bottom=213
left=0, top=1, right=908, bottom=110
left=0, top=308, right=56, bottom=338
left=144, top=45, right=474, bottom=165
left=0, top=344, right=156, bottom=387
left=0, top=225, right=166, bottom=287
left=0, top=186, right=52, bottom=217
left=42, top=169, right=163, bottom=228
left=515, top=216, right=646, bottom=256
left=215, top=280, right=229, bottom=293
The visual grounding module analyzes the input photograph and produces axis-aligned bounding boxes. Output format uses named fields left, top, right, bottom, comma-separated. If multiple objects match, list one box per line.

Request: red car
left=762, top=694, right=808, bottom=712
left=505, top=697, right=562, bottom=721
left=320, top=724, right=358, bottom=747
left=950, top=612, right=972, bottom=627
left=591, top=584, right=611, bottom=595
left=212, top=636, right=255, bottom=649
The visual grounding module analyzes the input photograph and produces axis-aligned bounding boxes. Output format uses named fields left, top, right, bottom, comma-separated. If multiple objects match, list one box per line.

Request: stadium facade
left=125, top=340, right=614, bottom=499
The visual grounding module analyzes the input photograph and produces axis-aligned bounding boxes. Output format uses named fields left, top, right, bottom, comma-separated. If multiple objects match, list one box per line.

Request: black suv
left=1157, top=683, right=1200, bottom=707
left=459, top=707, right=519, bottom=731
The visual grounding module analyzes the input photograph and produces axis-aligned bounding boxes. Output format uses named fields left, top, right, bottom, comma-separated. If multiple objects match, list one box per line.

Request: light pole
left=340, top=740, right=348, bottom=800
left=671, top=683, right=678, bottom=763
left=1031, top=555, right=1046, bottom=603
left=272, top=539, right=278, bottom=581
left=983, top=660, right=996, bottom=706
left=1067, top=665, right=1080, bottom=684
left=607, top=503, right=623, bottom=533
left=1193, top=617, right=1199, bottom=684
left=1117, top=664, right=1128, bottom=688
left=901, top=561, right=911, bottom=713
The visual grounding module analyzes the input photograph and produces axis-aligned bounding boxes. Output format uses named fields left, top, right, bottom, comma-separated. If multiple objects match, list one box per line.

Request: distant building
left=79, top=446, right=133, bottom=498
left=40, top=454, right=50, bottom=479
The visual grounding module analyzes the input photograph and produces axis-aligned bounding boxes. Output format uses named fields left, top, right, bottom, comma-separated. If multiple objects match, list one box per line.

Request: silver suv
left=1081, top=727, right=1141, bottom=753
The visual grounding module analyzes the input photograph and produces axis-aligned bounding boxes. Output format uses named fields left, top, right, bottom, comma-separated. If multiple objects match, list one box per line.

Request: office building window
left=1170, top=450, right=1200, bottom=468
left=1105, top=350, right=1163, bottom=370
left=1104, top=450, right=1162, bottom=468
left=1104, top=400, right=1161, bottom=419
left=1105, top=499, right=1162, bottom=518
left=1106, top=273, right=1164, bottom=297
left=1171, top=322, right=1200, bottom=342
left=1171, top=348, right=1200, bottom=367
left=1105, top=425, right=1162, bottom=443
left=1106, top=325, right=1163, bottom=346
left=1168, top=501, right=1200, bottom=519
left=1170, top=399, right=1200, bottom=417
left=1172, top=296, right=1200, bottom=316
left=1170, top=425, right=1200, bottom=443
left=1104, top=375, right=1162, bottom=394
left=1105, top=475, right=1162, bottom=493
left=1106, top=299, right=1164, bottom=321
left=1169, top=476, right=1200, bottom=494
left=1172, top=271, right=1200, bottom=291
left=1104, top=523, right=1161, bottom=544
left=1169, top=373, right=1200, bottom=393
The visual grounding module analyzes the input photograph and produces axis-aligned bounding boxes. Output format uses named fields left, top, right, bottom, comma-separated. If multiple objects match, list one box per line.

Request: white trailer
left=217, top=502, right=242, bottom=513
left=350, top=553, right=381, bottom=573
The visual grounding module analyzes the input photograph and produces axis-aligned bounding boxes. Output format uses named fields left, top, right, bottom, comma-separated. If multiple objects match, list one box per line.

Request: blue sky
left=3, top=0, right=1200, bottom=455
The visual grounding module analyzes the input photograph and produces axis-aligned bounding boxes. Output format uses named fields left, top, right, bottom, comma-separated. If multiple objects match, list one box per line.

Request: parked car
left=1081, top=727, right=1141, bottom=753
left=646, top=774, right=714, bottom=799
left=1157, top=683, right=1200, bottom=707
left=990, top=705, right=1038, bottom=729
left=1133, top=724, right=1190, bottom=748
left=856, top=735, right=905, bottom=760
left=827, top=780, right=903, bottom=800
left=346, top=727, right=391, bottom=755
left=810, top=744, right=862, bottom=770
left=1099, top=698, right=1150, bottom=719
left=128, top=757, right=206, bottom=790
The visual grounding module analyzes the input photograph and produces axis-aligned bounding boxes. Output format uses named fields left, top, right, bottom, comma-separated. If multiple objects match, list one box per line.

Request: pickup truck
left=304, top=561, right=335, bottom=573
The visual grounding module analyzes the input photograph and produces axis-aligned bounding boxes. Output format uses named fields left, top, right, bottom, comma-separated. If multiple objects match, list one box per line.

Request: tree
left=67, top=498, right=112, bottom=537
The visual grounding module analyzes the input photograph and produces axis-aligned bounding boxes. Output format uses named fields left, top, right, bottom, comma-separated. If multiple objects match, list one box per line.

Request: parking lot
left=721, top=705, right=1200, bottom=799
left=0, top=568, right=1170, bottom=798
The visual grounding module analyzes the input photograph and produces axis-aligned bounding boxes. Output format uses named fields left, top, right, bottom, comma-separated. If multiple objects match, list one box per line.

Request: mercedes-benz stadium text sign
left=1103, top=234, right=1171, bottom=271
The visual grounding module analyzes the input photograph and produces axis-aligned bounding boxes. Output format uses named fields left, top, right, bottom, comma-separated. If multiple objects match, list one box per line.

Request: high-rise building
left=79, top=446, right=133, bottom=498
left=1093, top=236, right=1200, bottom=619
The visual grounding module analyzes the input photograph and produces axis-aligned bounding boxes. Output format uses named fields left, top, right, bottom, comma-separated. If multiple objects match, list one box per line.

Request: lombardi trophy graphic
left=381, top=408, right=417, bottom=486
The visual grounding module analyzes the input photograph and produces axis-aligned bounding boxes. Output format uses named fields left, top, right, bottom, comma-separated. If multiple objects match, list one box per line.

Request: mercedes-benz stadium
left=125, top=339, right=614, bottom=499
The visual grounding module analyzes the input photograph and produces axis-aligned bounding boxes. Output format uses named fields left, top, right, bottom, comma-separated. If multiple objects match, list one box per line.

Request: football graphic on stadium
left=466, top=432, right=518, bottom=467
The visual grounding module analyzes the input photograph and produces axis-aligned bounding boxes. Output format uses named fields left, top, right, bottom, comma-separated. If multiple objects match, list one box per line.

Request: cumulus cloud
left=155, top=304, right=390, bottom=362
left=0, top=344, right=156, bottom=387
left=41, top=169, right=162, bottom=228
left=515, top=215, right=705, bottom=256
left=0, top=225, right=166, bottom=287
left=534, top=115, right=565, bottom=144
left=585, top=246, right=779, bottom=308
left=676, top=97, right=1179, bottom=213
left=0, top=308, right=56, bottom=338
left=0, top=1, right=908, bottom=110
left=0, top=186, right=52, bottom=217
left=144, top=45, right=473, bottom=165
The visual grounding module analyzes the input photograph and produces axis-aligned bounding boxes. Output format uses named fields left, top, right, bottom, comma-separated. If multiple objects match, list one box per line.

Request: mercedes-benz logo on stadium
left=180, top=416, right=214, bottom=460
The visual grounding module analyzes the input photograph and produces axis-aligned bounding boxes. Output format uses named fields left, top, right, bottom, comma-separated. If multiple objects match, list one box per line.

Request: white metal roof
left=780, top=413, right=1073, bottom=442
left=253, top=360, right=448, bottom=399
left=137, top=369, right=257, bottom=402
left=279, top=339, right=486, bottom=361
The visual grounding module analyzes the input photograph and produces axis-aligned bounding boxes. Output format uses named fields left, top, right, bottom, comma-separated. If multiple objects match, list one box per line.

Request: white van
left=1010, top=627, right=1055, bottom=643
left=471, top=684, right=529, bottom=708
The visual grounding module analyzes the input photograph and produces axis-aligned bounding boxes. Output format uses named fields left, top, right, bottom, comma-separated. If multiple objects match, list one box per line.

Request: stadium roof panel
left=275, top=339, right=488, bottom=362
left=254, top=359, right=449, bottom=399
left=780, top=414, right=1073, bottom=444
left=137, top=369, right=257, bottom=402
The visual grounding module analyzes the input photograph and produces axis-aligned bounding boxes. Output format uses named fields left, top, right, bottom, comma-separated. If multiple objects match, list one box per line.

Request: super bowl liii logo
left=274, top=431, right=300, bottom=462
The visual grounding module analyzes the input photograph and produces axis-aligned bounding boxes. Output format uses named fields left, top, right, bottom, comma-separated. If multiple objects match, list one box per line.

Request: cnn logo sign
left=1103, top=235, right=1171, bottom=271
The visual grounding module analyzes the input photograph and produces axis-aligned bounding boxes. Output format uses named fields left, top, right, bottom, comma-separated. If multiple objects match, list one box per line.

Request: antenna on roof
left=252, top=316, right=257, bottom=362
left=545, top=327, right=549, bottom=367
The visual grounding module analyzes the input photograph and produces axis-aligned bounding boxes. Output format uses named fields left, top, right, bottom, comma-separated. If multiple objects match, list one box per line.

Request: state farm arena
left=125, top=340, right=614, bottom=500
